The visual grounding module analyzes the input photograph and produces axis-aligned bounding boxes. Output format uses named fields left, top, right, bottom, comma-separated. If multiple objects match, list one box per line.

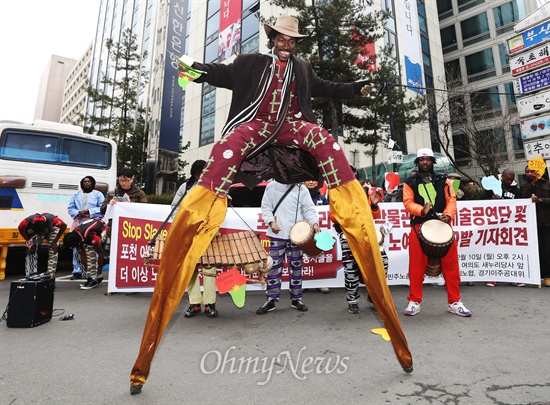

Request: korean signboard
left=106, top=200, right=540, bottom=293
left=506, top=20, right=550, bottom=55
left=520, top=112, right=550, bottom=140
left=517, top=90, right=550, bottom=118
left=513, top=66, right=550, bottom=95
left=510, top=42, right=550, bottom=76
left=524, top=137, right=550, bottom=159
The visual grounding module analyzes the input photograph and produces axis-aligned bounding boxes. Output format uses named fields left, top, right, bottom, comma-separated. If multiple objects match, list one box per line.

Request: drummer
left=257, top=180, right=320, bottom=314
left=402, top=148, right=472, bottom=317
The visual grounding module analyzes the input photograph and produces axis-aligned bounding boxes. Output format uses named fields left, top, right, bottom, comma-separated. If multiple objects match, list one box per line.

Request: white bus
left=0, top=120, right=117, bottom=279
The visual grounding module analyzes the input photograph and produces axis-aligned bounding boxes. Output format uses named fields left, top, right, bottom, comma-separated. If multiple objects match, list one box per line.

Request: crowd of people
left=19, top=168, right=147, bottom=290
left=10, top=13, right=547, bottom=395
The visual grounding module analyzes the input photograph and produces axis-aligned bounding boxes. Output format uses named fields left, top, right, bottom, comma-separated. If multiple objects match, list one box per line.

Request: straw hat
left=264, top=16, right=308, bottom=39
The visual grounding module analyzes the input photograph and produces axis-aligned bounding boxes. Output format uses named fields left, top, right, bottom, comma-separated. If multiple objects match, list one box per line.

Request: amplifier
left=7, top=276, right=55, bottom=328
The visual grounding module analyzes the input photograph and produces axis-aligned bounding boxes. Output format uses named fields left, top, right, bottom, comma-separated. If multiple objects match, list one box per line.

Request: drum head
left=420, top=219, right=453, bottom=243
left=290, top=221, right=312, bottom=245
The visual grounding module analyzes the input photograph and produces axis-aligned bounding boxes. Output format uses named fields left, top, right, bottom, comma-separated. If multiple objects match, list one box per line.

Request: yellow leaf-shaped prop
left=371, top=328, right=391, bottom=341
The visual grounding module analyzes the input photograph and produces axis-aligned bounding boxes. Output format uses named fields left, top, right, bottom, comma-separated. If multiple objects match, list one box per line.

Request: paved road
left=1, top=267, right=549, bottom=405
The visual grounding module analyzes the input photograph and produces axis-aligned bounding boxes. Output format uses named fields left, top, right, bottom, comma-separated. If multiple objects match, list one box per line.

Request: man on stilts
left=130, top=16, right=413, bottom=394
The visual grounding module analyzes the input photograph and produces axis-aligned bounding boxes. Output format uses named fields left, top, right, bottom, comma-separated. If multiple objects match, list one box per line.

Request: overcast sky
left=0, top=0, right=100, bottom=123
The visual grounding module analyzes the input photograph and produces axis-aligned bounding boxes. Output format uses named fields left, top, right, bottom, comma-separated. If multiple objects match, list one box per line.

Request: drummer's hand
left=369, top=192, right=381, bottom=206
left=437, top=213, right=450, bottom=223
left=270, top=222, right=281, bottom=234
left=313, top=224, right=321, bottom=233
left=421, top=203, right=432, bottom=216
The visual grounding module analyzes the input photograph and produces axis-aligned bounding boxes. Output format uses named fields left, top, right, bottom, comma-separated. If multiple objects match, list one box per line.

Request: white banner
left=106, top=200, right=540, bottom=293
left=517, top=90, right=550, bottom=118
left=520, top=112, right=550, bottom=140
left=510, top=42, right=550, bottom=76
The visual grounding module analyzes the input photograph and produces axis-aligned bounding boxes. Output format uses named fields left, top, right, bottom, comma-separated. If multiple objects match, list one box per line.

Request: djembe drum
left=289, top=221, right=323, bottom=258
left=417, top=219, right=455, bottom=277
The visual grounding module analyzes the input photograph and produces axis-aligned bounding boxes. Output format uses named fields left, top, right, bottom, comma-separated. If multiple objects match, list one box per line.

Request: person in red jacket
left=402, top=148, right=472, bottom=317
left=18, top=213, right=67, bottom=278
left=63, top=218, right=107, bottom=290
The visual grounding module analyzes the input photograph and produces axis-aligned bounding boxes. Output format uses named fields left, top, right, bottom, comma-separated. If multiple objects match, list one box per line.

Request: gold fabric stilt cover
left=130, top=186, right=227, bottom=387
left=329, top=180, right=413, bottom=371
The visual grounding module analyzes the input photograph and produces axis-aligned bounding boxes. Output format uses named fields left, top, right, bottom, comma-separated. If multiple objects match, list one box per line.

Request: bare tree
left=429, top=69, right=517, bottom=180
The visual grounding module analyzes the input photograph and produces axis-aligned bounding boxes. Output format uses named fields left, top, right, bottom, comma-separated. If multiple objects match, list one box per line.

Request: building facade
left=438, top=0, right=542, bottom=182
left=61, top=43, right=93, bottom=126
left=84, top=0, right=445, bottom=193
left=34, top=55, right=76, bottom=122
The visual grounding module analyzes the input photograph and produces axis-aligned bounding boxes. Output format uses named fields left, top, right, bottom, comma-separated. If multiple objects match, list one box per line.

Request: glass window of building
left=511, top=124, right=524, bottom=159
left=200, top=85, right=217, bottom=146
left=445, top=59, right=461, bottom=85
left=479, top=128, right=507, bottom=153
left=461, top=13, right=490, bottom=47
left=458, top=0, right=484, bottom=13
left=471, top=86, right=501, bottom=113
left=418, top=1, right=427, bottom=34
left=384, top=29, right=397, bottom=59
left=498, top=44, right=510, bottom=74
left=241, top=12, right=259, bottom=54
left=441, top=25, right=457, bottom=53
left=504, top=82, right=516, bottom=107
left=437, top=0, right=453, bottom=20
left=453, top=133, right=471, bottom=161
left=494, top=1, right=525, bottom=35
left=465, top=48, right=496, bottom=82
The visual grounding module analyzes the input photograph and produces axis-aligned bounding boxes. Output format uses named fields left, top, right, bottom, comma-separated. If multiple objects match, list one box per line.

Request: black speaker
left=7, top=276, right=55, bottom=328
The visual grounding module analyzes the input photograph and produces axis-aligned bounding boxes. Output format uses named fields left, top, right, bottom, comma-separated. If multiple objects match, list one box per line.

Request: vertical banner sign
left=351, top=27, right=376, bottom=71
left=218, top=0, right=243, bottom=63
left=399, top=0, right=424, bottom=95
left=160, top=0, right=188, bottom=151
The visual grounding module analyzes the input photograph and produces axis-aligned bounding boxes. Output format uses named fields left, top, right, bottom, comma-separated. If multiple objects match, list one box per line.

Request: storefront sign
left=517, top=90, right=550, bottom=118
left=510, top=42, right=550, bottom=76
left=507, top=20, right=550, bottom=55
left=524, top=137, right=550, bottom=159
left=513, top=66, right=550, bottom=95
left=520, top=112, right=550, bottom=140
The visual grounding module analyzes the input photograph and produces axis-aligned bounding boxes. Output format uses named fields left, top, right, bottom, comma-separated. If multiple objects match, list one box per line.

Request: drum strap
left=273, top=184, right=296, bottom=216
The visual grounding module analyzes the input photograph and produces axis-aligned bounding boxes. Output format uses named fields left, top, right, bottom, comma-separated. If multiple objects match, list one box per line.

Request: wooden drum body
left=289, top=221, right=323, bottom=258
left=418, top=219, right=455, bottom=277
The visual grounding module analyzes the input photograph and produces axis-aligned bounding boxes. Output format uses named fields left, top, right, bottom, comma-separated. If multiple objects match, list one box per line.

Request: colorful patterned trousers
left=339, top=232, right=389, bottom=304
left=266, top=238, right=304, bottom=301
left=198, top=117, right=356, bottom=196
left=24, top=228, right=61, bottom=277
left=74, top=246, right=98, bottom=279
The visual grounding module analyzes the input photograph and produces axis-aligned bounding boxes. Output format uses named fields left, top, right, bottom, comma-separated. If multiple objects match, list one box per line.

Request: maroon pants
left=198, top=117, right=356, bottom=196
left=407, top=223, right=462, bottom=304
